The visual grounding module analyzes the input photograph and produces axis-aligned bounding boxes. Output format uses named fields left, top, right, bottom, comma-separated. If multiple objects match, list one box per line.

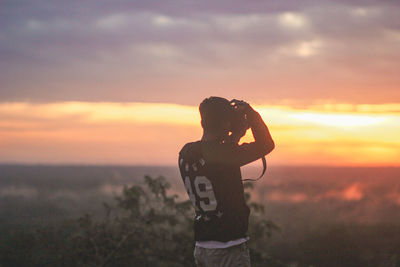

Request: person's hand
left=231, top=99, right=256, bottom=116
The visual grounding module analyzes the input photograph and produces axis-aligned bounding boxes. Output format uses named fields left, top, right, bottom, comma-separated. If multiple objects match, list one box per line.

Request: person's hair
left=199, top=96, right=232, bottom=132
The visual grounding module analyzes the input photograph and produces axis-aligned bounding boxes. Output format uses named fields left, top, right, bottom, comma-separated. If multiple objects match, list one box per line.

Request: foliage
left=0, top=175, right=281, bottom=266
left=244, top=182, right=285, bottom=267
left=64, top=175, right=195, bottom=267
left=297, top=223, right=400, bottom=267
left=2, top=166, right=400, bottom=266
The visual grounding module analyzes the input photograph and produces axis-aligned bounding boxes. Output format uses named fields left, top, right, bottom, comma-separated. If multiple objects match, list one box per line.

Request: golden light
left=0, top=101, right=399, bottom=166
left=290, top=112, right=387, bottom=127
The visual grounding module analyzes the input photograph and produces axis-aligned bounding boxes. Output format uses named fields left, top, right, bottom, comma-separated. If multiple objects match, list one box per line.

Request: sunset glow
left=1, top=1, right=400, bottom=166
left=1, top=101, right=399, bottom=166
left=290, top=113, right=386, bottom=127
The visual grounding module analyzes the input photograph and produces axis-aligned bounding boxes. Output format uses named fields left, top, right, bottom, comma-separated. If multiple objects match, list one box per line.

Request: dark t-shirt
left=178, top=112, right=273, bottom=242
left=179, top=141, right=263, bottom=242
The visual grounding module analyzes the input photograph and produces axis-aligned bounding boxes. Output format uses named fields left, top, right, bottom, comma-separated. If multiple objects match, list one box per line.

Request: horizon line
left=1, top=162, right=399, bottom=168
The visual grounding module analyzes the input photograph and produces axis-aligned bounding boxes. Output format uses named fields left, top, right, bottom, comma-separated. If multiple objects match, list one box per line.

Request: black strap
left=242, top=156, right=267, bottom=182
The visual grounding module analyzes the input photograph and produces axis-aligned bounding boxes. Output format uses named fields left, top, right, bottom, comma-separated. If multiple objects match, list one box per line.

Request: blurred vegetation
left=2, top=166, right=400, bottom=267
left=0, top=175, right=283, bottom=267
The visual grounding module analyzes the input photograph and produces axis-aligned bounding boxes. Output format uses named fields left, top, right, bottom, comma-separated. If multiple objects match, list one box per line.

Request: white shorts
left=194, top=242, right=251, bottom=267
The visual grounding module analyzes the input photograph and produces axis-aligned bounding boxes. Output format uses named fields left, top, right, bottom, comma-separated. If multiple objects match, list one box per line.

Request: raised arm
left=202, top=103, right=275, bottom=167
left=233, top=104, right=275, bottom=166
left=248, top=106, right=275, bottom=153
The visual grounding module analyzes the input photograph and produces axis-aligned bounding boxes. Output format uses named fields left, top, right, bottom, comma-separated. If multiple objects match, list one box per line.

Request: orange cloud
left=0, top=101, right=399, bottom=166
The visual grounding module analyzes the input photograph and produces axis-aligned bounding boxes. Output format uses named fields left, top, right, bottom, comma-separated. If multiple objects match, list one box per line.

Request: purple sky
left=1, top=0, right=400, bottom=105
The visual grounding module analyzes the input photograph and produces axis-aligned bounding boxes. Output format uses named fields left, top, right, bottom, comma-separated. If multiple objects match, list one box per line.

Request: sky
left=1, top=0, right=399, bottom=166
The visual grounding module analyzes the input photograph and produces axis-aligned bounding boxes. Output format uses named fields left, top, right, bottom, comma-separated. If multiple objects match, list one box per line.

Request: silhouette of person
left=178, top=96, right=275, bottom=266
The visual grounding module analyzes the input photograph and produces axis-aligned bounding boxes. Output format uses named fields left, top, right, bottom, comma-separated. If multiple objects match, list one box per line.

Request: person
left=178, top=96, right=275, bottom=266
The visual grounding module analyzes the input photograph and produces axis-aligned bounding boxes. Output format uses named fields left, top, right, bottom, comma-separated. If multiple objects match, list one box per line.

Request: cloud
left=278, top=12, right=309, bottom=29
left=1, top=0, right=400, bottom=105
left=0, top=101, right=399, bottom=165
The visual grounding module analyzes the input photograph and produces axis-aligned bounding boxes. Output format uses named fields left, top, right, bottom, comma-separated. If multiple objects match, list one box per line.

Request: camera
left=229, top=99, right=250, bottom=142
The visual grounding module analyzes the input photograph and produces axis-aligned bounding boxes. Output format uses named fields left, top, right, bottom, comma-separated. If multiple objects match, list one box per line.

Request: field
left=1, top=164, right=400, bottom=266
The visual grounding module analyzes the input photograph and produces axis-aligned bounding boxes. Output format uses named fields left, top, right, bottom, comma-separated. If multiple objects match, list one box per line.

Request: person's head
left=199, top=96, right=232, bottom=140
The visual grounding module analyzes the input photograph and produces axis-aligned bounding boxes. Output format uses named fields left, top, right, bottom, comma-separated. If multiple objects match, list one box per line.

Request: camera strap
left=242, top=156, right=267, bottom=182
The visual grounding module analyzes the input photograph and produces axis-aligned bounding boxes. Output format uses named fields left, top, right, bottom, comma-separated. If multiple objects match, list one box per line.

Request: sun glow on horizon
left=0, top=101, right=399, bottom=166
left=290, top=113, right=387, bottom=127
